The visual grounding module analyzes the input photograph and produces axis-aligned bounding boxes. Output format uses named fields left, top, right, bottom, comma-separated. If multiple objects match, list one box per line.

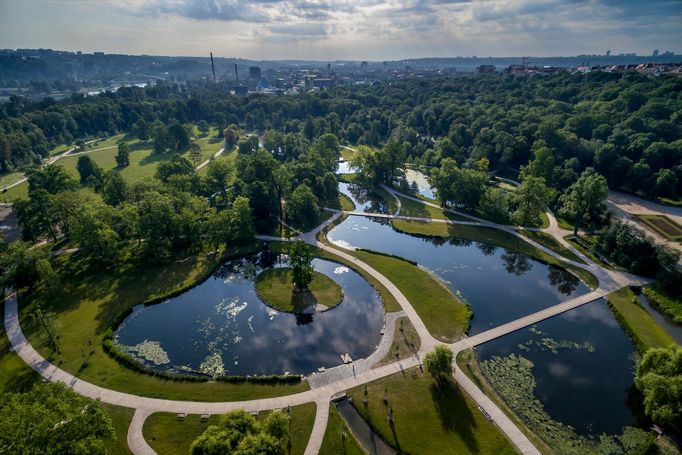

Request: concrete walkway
left=4, top=182, right=651, bottom=455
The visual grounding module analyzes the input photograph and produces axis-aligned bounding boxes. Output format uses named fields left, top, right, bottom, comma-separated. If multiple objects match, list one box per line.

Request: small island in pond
left=255, top=267, right=343, bottom=313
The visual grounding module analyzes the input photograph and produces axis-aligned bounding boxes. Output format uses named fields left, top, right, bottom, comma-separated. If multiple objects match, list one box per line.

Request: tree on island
left=290, top=240, right=313, bottom=290
left=424, top=345, right=453, bottom=384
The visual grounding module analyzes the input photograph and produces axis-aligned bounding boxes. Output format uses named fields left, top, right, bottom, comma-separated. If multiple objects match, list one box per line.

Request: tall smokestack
left=210, top=52, right=216, bottom=82
left=235, top=64, right=239, bottom=81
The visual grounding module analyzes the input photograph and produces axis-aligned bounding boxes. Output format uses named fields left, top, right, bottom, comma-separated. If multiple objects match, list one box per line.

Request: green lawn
left=350, top=249, right=471, bottom=342
left=375, top=316, right=421, bottom=367
left=346, top=367, right=517, bottom=455
left=255, top=268, right=343, bottom=313
left=18, top=243, right=309, bottom=401
left=319, top=404, right=366, bottom=455
left=0, top=170, right=25, bottom=188
left=605, top=287, right=676, bottom=352
left=564, top=235, right=610, bottom=268
left=5, top=135, right=224, bottom=202
left=392, top=219, right=599, bottom=290
left=518, top=229, right=585, bottom=264
left=48, top=143, right=73, bottom=156
left=144, top=403, right=316, bottom=455
left=340, top=147, right=356, bottom=161
left=101, top=404, right=135, bottom=455
left=643, top=284, right=682, bottom=325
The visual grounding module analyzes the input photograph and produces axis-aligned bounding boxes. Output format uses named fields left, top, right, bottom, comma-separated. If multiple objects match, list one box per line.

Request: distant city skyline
left=1, top=0, right=680, bottom=61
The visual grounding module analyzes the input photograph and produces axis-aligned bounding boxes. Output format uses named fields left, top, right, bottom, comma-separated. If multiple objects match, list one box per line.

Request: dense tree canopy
left=0, top=382, right=114, bottom=455
left=190, top=409, right=288, bottom=455
left=635, top=345, right=682, bottom=427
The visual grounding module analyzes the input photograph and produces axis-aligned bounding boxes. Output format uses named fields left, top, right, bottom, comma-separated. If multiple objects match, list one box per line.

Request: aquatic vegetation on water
left=480, top=354, right=653, bottom=455
left=120, top=340, right=171, bottom=365
left=199, top=351, right=225, bottom=376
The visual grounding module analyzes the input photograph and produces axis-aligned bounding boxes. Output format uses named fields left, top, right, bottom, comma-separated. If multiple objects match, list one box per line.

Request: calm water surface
left=404, top=168, right=435, bottom=199
left=476, top=299, right=639, bottom=436
left=327, top=216, right=589, bottom=334
left=339, top=182, right=392, bottom=214
left=114, top=253, right=383, bottom=376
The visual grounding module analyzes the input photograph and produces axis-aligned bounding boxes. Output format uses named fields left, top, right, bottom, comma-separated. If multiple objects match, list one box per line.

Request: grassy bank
left=605, top=287, right=676, bottom=352
left=375, top=316, right=421, bottom=367
left=456, top=350, right=553, bottom=455
left=101, top=404, right=135, bottom=455
left=643, top=284, right=682, bottom=325
left=319, top=404, right=366, bottom=455
left=351, top=249, right=470, bottom=342
left=18, top=243, right=309, bottom=401
left=391, top=219, right=598, bottom=289
left=255, top=268, right=343, bottom=313
left=144, top=403, right=316, bottom=455
left=346, top=367, right=516, bottom=454
left=518, top=229, right=585, bottom=264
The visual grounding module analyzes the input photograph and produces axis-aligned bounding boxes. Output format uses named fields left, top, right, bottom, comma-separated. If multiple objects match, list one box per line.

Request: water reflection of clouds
left=548, top=361, right=571, bottom=378
left=559, top=300, right=620, bottom=329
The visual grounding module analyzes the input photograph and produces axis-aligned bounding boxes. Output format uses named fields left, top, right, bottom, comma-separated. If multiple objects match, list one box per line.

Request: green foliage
left=0, top=382, right=114, bottom=455
left=115, top=142, right=130, bottom=167
left=430, top=158, right=488, bottom=209
left=76, top=155, right=102, bottom=184
left=289, top=240, right=313, bottom=290
left=424, top=345, right=453, bottom=383
left=596, top=220, right=679, bottom=276
left=512, top=175, right=551, bottom=227
left=479, top=187, right=511, bottom=223
left=190, top=410, right=289, bottom=455
left=558, top=168, right=609, bottom=235
left=0, top=240, right=47, bottom=288
left=286, top=183, right=319, bottom=229
left=635, top=345, right=682, bottom=427
left=350, top=142, right=405, bottom=185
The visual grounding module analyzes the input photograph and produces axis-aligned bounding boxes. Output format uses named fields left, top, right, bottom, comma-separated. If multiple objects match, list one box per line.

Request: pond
left=403, top=168, right=435, bottom=200
left=327, top=216, right=590, bottom=334
left=475, top=299, right=640, bottom=438
left=337, top=159, right=353, bottom=174
left=113, top=252, right=384, bottom=377
left=339, top=182, right=392, bottom=214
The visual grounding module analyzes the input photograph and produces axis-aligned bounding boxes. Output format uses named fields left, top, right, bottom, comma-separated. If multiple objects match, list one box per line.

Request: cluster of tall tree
left=2, top=72, right=679, bottom=200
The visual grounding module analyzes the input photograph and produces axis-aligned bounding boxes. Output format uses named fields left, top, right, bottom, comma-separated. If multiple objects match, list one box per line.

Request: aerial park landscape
left=1, top=1, right=682, bottom=454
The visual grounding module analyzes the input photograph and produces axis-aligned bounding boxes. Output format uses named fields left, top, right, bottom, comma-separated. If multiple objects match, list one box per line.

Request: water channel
left=330, top=181, right=644, bottom=440
left=114, top=253, right=384, bottom=376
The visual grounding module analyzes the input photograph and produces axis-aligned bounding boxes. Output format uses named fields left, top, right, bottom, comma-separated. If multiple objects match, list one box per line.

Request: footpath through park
left=3, top=185, right=651, bottom=455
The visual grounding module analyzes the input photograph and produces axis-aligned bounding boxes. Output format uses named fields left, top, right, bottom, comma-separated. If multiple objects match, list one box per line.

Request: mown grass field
left=143, top=403, right=316, bottom=455
left=375, top=316, right=420, bottom=366
left=4, top=131, right=224, bottom=201
left=347, top=367, right=517, bottom=455
left=606, top=287, right=676, bottom=352
left=392, top=219, right=599, bottom=289
left=518, top=229, right=585, bottom=264
left=17, top=243, right=309, bottom=401
left=350, top=249, right=471, bottom=342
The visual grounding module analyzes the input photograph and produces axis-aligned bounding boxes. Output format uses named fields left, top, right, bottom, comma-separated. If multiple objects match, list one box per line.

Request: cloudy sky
left=1, top=0, right=680, bottom=60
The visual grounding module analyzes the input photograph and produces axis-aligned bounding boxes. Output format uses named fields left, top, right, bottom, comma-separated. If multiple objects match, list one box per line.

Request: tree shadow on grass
left=430, top=379, right=479, bottom=453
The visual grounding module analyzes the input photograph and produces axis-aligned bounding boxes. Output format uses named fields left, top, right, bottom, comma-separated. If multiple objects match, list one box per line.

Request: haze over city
left=1, top=0, right=681, bottom=60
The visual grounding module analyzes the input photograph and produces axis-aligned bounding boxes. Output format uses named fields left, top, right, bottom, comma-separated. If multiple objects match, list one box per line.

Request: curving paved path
left=3, top=183, right=652, bottom=455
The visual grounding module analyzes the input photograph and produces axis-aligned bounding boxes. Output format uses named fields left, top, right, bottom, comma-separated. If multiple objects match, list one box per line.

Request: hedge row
left=102, top=330, right=302, bottom=384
